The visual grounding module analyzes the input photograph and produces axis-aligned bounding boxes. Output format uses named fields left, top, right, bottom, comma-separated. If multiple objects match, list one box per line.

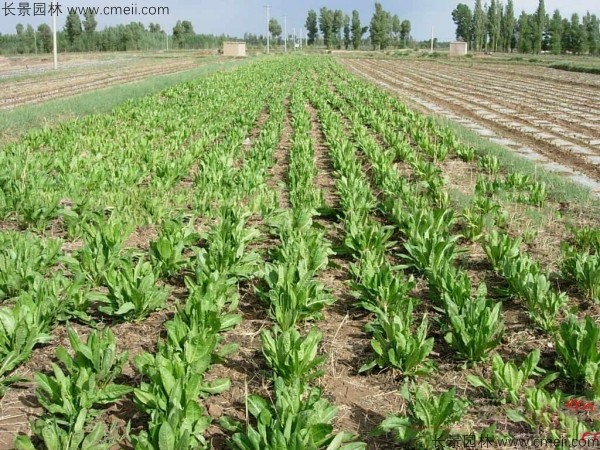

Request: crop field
left=0, top=56, right=599, bottom=450
left=0, top=56, right=212, bottom=110
left=344, top=59, right=600, bottom=194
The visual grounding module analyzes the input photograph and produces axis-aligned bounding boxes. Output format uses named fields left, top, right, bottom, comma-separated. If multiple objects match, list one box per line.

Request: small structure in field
left=449, top=41, right=468, bottom=56
left=223, top=42, right=246, bottom=57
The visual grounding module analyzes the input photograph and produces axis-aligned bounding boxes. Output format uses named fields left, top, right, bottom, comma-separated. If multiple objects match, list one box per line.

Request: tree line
left=0, top=12, right=239, bottom=54
left=296, top=2, right=411, bottom=50
left=452, top=0, right=600, bottom=54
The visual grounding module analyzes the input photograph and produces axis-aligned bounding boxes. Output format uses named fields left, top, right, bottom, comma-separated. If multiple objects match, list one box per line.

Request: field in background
left=343, top=57, right=600, bottom=195
left=0, top=51, right=232, bottom=110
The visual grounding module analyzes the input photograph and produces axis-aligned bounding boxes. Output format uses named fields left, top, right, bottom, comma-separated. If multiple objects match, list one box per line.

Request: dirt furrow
left=345, top=60, right=600, bottom=188
left=381, top=60, right=600, bottom=136
left=0, top=61, right=198, bottom=110
left=268, top=98, right=292, bottom=209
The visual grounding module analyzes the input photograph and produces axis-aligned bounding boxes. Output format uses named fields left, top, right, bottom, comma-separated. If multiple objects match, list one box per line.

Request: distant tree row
left=452, top=0, right=600, bottom=54
left=0, top=14, right=239, bottom=54
left=303, top=2, right=411, bottom=50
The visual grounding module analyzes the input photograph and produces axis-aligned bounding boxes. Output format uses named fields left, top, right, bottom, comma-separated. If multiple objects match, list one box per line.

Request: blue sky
left=0, top=0, right=598, bottom=41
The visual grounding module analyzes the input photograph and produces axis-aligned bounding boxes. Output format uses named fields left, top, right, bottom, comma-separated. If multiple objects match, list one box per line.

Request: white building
left=449, top=41, right=468, bottom=56
left=223, top=42, right=246, bottom=57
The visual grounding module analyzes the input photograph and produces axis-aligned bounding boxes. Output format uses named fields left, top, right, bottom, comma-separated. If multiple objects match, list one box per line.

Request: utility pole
left=300, top=28, right=303, bottom=49
left=430, top=26, right=434, bottom=53
left=264, top=5, right=271, bottom=54
left=166, top=33, right=168, bottom=50
left=284, top=15, right=287, bottom=53
left=293, top=27, right=295, bottom=51
left=33, top=29, right=37, bottom=54
left=52, top=0, right=57, bottom=69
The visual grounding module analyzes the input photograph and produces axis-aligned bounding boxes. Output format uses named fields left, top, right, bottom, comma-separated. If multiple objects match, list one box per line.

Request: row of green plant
left=303, top=68, right=471, bottom=449
left=0, top=57, right=298, bottom=404
left=314, top=57, right=593, bottom=447
left=0, top=60, right=288, bottom=232
left=222, top=76, right=364, bottom=449
left=10, top=53, right=304, bottom=447
left=322, top=66, right=505, bottom=366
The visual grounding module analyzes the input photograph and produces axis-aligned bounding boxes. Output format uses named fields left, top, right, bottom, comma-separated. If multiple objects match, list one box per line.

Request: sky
left=0, top=0, right=598, bottom=42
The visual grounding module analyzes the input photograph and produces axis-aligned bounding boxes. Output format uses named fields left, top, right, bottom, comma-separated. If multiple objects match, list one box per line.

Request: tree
left=561, top=18, right=572, bottom=53
left=548, top=9, right=562, bottom=54
left=332, top=9, right=345, bottom=49
left=172, top=20, right=194, bottom=49
left=501, top=0, right=515, bottom=52
left=584, top=12, right=599, bottom=55
left=37, top=23, right=52, bottom=53
left=306, top=9, right=318, bottom=45
left=64, top=11, right=82, bottom=47
left=391, top=14, right=401, bottom=45
left=518, top=11, right=532, bottom=53
left=319, top=7, right=334, bottom=49
left=486, top=0, right=501, bottom=51
left=343, top=14, right=351, bottom=50
left=400, top=20, right=411, bottom=48
left=269, top=18, right=282, bottom=43
left=25, top=24, right=36, bottom=53
left=370, top=2, right=392, bottom=50
left=452, top=3, right=472, bottom=43
left=533, top=0, right=545, bottom=53
left=351, top=10, right=365, bottom=50
left=16, top=23, right=24, bottom=35
left=83, top=10, right=97, bottom=50
left=472, top=0, right=487, bottom=51
left=570, top=13, right=585, bottom=54
left=181, top=21, right=194, bottom=36
left=149, top=23, right=162, bottom=33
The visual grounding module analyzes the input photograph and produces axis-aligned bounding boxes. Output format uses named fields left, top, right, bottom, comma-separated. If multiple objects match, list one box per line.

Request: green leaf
left=158, top=420, right=176, bottom=450
left=506, top=409, right=526, bottom=423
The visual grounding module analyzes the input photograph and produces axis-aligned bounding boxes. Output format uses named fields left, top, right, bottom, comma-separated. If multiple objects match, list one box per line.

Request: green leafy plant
left=455, top=145, right=475, bottom=162
left=562, top=246, right=600, bottom=303
left=359, top=301, right=434, bottom=376
left=0, top=232, right=61, bottom=299
left=71, top=221, right=133, bottom=285
left=260, top=261, right=335, bottom=331
left=554, top=315, right=600, bottom=388
left=223, top=378, right=365, bottom=450
left=349, top=249, right=416, bottom=315
left=0, top=295, right=55, bottom=395
left=261, top=327, right=326, bottom=387
left=444, top=294, right=504, bottom=363
left=527, top=181, right=547, bottom=207
left=482, top=231, right=522, bottom=272
left=100, top=257, right=169, bottom=321
left=15, top=329, right=132, bottom=449
left=401, top=209, right=462, bottom=278
left=198, top=205, right=262, bottom=279
left=149, top=216, right=200, bottom=278
left=478, top=154, right=500, bottom=175
left=14, top=420, right=114, bottom=450
left=467, top=350, right=558, bottom=404
left=376, top=382, right=468, bottom=449
left=61, top=325, right=129, bottom=387
left=132, top=350, right=216, bottom=450
left=343, top=218, right=395, bottom=258
left=506, top=387, right=562, bottom=431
